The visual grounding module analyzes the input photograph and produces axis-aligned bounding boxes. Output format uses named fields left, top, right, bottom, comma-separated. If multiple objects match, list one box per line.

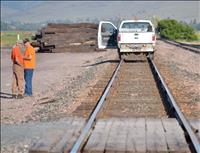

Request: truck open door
left=98, top=21, right=118, bottom=49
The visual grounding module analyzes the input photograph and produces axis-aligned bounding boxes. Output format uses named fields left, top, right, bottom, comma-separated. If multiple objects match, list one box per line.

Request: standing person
left=11, top=40, right=24, bottom=99
left=23, top=38, right=36, bottom=96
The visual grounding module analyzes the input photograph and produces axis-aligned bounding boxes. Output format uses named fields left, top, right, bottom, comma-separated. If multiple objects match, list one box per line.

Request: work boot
left=17, top=94, right=24, bottom=99
left=12, top=94, right=17, bottom=99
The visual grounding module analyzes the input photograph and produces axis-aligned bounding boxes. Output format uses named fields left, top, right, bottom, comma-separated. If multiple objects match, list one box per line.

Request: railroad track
left=29, top=55, right=200, bottom=153
left=162, top=39, right=200, bottom=54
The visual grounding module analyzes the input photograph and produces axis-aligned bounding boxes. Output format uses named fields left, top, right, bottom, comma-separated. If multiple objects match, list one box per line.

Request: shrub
left=157, top=19, right=198, bottom=41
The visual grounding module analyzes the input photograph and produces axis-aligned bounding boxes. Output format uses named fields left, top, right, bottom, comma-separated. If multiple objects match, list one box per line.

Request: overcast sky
left=1, top=1, right=199, bottom=23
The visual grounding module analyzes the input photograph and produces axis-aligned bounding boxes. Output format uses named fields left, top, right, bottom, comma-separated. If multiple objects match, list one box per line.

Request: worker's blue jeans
left=24, top=69, right=34, bottom=96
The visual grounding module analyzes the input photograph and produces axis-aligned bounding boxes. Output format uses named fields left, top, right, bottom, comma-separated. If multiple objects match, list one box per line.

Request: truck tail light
left=152, top=35, right=156, bottom=41
left=117, top=34, right=121, bottom=42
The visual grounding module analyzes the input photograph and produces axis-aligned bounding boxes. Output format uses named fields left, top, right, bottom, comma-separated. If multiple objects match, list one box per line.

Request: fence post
left=17, top=34, right=20, bottom=40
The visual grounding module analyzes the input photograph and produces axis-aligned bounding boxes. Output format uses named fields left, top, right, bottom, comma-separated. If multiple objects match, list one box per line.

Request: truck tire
left=148, top=52, right=154, bottom=60
left=117, top=48, right=122, bottom=60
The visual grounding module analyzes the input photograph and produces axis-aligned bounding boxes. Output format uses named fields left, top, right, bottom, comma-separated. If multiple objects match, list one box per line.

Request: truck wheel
left=117, top=48, right=121, bottom=60
left=149, top=53, right=154, bottom=60
left=119, top=53, right=126, bottom=60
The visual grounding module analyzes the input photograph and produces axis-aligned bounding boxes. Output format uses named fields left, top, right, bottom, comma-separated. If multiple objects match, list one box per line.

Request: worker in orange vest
left=23, top=38, right=36, bottom=96
left=11, top=40, right=24, bottom=99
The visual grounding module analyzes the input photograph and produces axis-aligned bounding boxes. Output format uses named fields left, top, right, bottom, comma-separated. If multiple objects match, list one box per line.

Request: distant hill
left=1, top=1, right=199, bottom=23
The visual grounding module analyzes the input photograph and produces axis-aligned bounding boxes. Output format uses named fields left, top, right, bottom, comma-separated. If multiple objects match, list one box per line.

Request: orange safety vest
left=24, top=45, right=36, bottom=69
left=11, top=45, right=23, bottom=66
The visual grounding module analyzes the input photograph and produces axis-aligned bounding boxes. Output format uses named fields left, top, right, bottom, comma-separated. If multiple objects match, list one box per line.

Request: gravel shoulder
left=155, top=40, right=200, bottom=119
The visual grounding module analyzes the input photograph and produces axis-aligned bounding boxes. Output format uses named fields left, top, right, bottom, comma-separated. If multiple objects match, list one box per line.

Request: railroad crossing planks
left=146, top=118, right=168, bottom=152
left=29, top=117, right=194, bottom=153
left=126, top=118, right=146, bottom=153
left=105, top=118, right=127, bottom=153
left=29, top=117, right=85, bottom=153
left=83, top=118, right=190, bottom=153
left=83, top=119, right=113, bottom=153
left=161, top=119, right=190, bottom=153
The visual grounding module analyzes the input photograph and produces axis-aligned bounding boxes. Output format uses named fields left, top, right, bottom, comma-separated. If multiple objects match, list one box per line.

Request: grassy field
left=1, top=31, right=35, bottom=47
left=197, top=32, right=200, bottom=42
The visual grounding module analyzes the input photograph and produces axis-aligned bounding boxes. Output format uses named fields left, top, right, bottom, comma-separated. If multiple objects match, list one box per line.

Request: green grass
left=1, top=31, right=35, bottom=47
left=197, top=32, right=200, bottom=41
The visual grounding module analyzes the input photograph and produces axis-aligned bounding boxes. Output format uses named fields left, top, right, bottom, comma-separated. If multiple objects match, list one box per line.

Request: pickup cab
left=98, top=20, right=156, bottom=59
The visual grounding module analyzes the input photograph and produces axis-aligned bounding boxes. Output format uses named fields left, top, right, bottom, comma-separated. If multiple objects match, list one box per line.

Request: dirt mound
left=32, top=23, right=100, bottom=53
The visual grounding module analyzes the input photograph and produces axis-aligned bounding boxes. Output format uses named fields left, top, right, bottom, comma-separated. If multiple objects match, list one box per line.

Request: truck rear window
left=121, top=22, right=153, bottom=32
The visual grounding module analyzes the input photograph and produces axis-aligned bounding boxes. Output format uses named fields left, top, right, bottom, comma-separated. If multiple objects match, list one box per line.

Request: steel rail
left=70, top=59, right=123, bottom=153
left=162, top=39, right=200, bottom=54
left=149, top=58, right=200, bottom=153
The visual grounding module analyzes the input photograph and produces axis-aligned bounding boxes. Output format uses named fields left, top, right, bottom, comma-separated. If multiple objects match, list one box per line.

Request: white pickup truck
left=98, top=20, right=156, bottom=59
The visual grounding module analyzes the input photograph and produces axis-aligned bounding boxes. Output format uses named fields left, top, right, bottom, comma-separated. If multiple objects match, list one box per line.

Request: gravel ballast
left=1, top=40, right=199, bottom=153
